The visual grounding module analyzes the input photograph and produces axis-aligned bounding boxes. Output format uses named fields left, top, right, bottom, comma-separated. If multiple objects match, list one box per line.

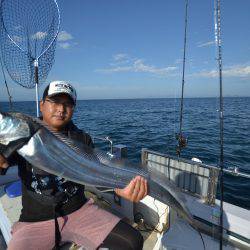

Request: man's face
left=40, top=94, right=75, bottom=131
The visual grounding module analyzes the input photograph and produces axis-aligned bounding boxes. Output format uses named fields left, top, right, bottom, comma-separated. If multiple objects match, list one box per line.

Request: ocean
left=0, top=97, right=249, bottom=209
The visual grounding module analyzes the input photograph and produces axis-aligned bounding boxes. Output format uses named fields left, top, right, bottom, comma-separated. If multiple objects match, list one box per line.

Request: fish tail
left=148, top=171, right=195, bottom=227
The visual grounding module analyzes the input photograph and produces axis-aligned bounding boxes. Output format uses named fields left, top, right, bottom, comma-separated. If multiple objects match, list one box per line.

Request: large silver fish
left=0, top=112, right=195, bottom=227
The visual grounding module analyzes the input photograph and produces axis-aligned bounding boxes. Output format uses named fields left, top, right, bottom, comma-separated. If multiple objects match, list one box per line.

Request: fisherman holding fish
left=0, top=81, right=148, bottom=250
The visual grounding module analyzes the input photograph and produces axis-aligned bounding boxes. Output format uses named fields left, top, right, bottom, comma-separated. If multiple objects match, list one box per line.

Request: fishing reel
left=176, top=133, right=188, bottom=156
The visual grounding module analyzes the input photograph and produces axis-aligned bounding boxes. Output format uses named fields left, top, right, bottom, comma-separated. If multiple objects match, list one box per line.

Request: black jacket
left=5, top=121, right=93, bottom=222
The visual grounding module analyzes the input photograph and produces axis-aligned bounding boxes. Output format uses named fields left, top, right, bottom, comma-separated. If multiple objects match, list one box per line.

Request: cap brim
left=47, top=93, right=75, bottom=104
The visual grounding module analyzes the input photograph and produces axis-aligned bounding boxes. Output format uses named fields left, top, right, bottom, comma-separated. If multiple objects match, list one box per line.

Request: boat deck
left=1, top=184, right=249, bottom=250
left=0, top=185, right=160, bottom=250
left=0, top=186, right=21, bottom=246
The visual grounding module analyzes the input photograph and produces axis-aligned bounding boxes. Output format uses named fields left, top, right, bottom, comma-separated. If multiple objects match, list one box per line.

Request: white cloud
left=192, top=64, right=250, bottom=78
left=57, top=31, right=73, bottom=42
left=97, top=54, right=177, bottom=76
left=222, top=65, right=250, bottom=77
left=109, top=53, right=132, bottom=66
left=133, top=59, right=176, bottom=75
left=57, top=31, right=75, bottom=49
left=197, top=41, right=215, bottom=48
left=113, top=53, right=128, bottom=61
left=194, top=69, right=217, bottom=78
left=59, top=42, right=71, bottom=49
left=31, top=32, right=47, bottom=40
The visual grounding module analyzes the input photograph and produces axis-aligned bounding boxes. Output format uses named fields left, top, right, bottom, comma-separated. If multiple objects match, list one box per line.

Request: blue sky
left=0, top=0, right=249, bottom=101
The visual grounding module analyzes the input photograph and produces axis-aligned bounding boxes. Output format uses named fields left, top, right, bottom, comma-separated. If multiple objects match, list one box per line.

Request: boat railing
left=141, top=148, right=250, bottom=205
left=92, top=136, right=114, bottom=157
left=222, top=166, right=250, bottom=178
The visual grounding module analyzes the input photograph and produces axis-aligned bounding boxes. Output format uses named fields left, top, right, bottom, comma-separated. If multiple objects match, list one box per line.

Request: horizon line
left=0, top=95, right=249, bottom=103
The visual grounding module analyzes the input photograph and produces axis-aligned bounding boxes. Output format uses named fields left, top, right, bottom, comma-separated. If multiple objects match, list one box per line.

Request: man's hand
left=115, top=176, right=148, bottom=203
left=0, top=155, right=9, bottom=169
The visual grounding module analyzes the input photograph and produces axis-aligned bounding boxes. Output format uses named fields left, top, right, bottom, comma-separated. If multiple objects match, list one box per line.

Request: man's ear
left=40, top=100, right=44, bottom=113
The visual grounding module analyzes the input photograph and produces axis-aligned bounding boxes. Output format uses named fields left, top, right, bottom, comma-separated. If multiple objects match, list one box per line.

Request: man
left=0, top=81, right=148, bottom=250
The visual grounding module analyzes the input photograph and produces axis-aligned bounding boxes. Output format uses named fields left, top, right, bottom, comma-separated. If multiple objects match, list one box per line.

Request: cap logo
left=55, top=83, right=74, bottom=92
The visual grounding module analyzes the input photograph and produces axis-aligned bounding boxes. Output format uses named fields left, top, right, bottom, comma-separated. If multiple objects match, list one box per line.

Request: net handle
left=34, top=59, right=39, bottom=117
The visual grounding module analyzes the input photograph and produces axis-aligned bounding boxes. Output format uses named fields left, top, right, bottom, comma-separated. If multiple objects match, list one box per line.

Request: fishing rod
left=176, top=0, right=188, bottom=157
left=214, top=0, right=224, bottom=249
left=176, top=2, right=206, bottom=249
left=0, top=53, right=13, bottom=110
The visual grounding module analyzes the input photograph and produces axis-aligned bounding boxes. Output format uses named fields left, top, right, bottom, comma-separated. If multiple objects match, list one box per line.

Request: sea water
left=0, top=97, right=249, bottom=209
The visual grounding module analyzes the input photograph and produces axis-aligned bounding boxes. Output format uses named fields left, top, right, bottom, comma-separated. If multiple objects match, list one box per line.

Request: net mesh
left=0, top=0, right=60, bottom=88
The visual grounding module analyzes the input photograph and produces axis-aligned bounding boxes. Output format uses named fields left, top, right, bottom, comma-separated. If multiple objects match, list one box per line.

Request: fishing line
left=152, top=198, right=168, bottom=231
left=198, top=229, right=206, bottom=250
left=172, top=65, right=178, bottom=155
left=173, top=85, right=177, bottom=141
left=0, top=53, right=12, bottom=110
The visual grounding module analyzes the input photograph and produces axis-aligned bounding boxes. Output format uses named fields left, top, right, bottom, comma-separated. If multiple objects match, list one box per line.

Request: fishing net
left=0, top=0, right=60, bottom=89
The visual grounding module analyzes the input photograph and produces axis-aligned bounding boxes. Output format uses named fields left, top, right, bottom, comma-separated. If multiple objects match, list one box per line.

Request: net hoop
left=0, top=0, right=61, bottom=61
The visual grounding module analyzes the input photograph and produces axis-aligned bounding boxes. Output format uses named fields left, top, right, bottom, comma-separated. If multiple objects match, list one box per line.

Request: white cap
left=44, top=81, right=77, bottom=103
